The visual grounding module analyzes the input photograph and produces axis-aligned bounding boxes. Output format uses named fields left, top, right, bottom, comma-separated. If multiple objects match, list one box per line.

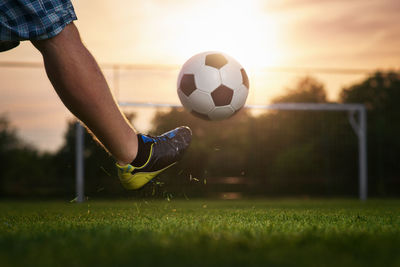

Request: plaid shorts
left=0, top=0, right=77, bottom=51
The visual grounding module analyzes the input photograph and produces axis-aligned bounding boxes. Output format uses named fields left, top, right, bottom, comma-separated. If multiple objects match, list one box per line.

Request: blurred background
left=0, top=0, right=399, bottom=199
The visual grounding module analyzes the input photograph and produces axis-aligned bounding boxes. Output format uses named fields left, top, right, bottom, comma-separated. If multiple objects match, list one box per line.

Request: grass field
left=0, top=199, right=399, bottom=267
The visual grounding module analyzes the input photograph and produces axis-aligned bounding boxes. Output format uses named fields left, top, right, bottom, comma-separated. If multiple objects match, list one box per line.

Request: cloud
left=266, top=0, right=400, bottom=68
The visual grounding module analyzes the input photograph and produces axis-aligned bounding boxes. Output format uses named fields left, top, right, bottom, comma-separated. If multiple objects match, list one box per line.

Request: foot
left=116, top=126, right=192, bottom=190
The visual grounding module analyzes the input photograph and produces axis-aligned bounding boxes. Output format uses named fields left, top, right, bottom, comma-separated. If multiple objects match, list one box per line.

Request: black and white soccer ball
left=177, top=51, right=249, bottom=120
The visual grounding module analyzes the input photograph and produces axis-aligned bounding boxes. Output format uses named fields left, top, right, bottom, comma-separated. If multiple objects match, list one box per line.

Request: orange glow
left=1, top=0, right=399, bottom=151
left=156, top=0, right=282, bottom=69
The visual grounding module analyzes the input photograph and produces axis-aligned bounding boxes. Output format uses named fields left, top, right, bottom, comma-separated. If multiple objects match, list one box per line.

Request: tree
left=149, top=77, right=358, bottom=197
left=3, top=72, right=399, bottom=198
left=273, top=77, right=327, bottom=103
left=150, top=107, right=255, bottom=197
left=52, top=118, right=137, bottom=198
left=0, top=115, right=18, bottom=196
left=0, top=115, right=54, bottom=197
left=340, top=71, right=400, bottom=196
left=253, top=77, right=358, bottom=195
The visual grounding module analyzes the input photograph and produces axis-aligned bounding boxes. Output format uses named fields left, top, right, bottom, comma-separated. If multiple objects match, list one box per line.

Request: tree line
left=1, top=71, right=399, bottom=199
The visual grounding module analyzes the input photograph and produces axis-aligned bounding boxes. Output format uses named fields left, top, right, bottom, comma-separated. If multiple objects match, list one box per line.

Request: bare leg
left=32, top=23, right=137, bottom=165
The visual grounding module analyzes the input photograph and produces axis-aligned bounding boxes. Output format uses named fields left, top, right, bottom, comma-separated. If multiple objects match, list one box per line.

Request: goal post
left=75, top=102, right=367, bottom=201
left=75, top=122, right=85, bottom=203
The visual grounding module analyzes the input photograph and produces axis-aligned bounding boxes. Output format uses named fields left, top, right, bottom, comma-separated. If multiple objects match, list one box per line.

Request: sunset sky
left=0, top=0, right=399, bottom=151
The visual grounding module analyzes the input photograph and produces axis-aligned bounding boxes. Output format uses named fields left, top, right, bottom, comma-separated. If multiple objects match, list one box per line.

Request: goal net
left=76, top=102, right=367, bottom=201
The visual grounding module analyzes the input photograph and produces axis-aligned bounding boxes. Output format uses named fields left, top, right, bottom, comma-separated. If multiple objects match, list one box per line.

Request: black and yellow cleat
left=116, top=126, right=192, bottom=190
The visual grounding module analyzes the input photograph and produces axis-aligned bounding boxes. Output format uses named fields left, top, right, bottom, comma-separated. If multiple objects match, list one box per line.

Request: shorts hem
left=0, top=0, right=78, bottom=41
left=31, top=14, right=77, bottom=41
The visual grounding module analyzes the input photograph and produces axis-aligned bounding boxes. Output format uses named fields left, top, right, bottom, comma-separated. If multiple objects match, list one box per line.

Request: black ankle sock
left=130, top=134, right=153, bottom=167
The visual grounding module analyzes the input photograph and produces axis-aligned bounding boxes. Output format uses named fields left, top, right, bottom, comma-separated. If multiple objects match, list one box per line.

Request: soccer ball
left=177, top=51, right=249, bottom=120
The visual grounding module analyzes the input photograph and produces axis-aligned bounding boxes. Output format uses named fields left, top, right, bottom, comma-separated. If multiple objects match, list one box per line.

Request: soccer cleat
left=116, top=126, right=192, bottom=190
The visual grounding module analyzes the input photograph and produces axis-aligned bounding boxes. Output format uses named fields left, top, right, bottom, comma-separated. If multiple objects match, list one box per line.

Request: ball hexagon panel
left=230, top=84, right=249, bottom=110
left=208, top=106, right=235, bottom=120
left=205, top=53, right=228, bottom=69
left=219, top=61, right=243, bottom=90
left=194, top=66, right=221, bottom=93
left=177, top=89, right=192, bottom=112
left=177, top=52, right=205, bottom=88
left=241, top=69, right=249, bottom=89
left=188, top=90, right=215, bottom=114
left=211, top=85, right=234, bottom=106
left=179, top=74, right=196, bottom=96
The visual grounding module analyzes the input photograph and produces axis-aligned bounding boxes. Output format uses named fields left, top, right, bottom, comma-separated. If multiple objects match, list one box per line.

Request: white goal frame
left=75, top=102, right=367, bottom=202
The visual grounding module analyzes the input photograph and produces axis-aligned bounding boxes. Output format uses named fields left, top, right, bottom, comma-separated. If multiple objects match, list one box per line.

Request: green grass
left=0, top=199, right=399, bottom=267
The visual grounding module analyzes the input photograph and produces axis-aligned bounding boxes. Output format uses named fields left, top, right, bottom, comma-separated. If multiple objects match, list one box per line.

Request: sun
left=181, top=0, right=280, bottom=69
left=146, top=0, right=282, bottom=70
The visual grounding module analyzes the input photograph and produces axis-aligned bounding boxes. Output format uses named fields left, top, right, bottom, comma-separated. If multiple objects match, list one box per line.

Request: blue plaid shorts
left=0, top=0, right=77, bottom=51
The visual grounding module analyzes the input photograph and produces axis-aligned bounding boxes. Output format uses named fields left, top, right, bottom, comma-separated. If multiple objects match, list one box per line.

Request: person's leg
left=31, top=22, right=137, bottom=165
left=31, top=21, right=192, bottom=190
